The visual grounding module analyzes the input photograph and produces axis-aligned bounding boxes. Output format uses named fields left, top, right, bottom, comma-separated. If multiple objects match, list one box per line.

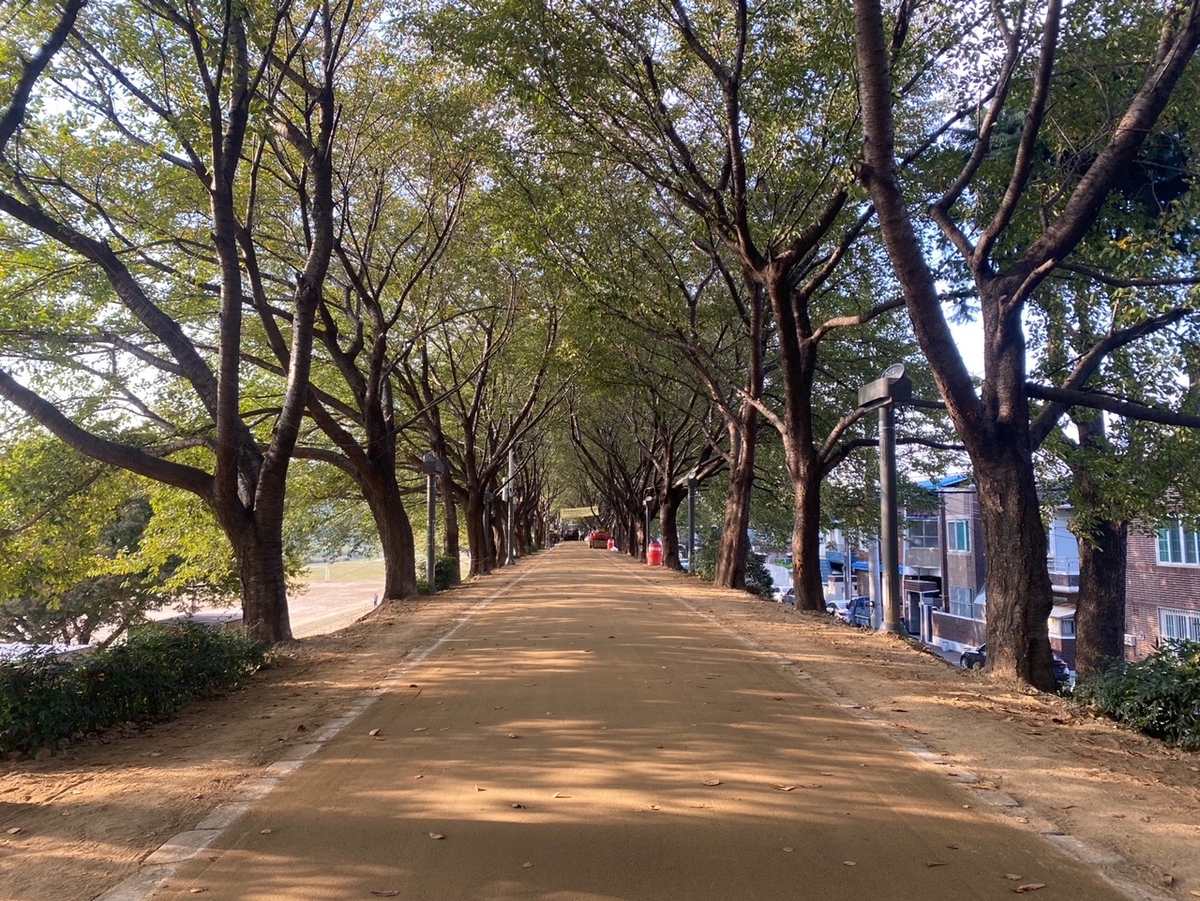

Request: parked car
left=845, top=596, right=874, bottom=628
left=587, top=529, right=611, bottom=549
left=825, top=598, right=850, bottom=619
left=959, top=643, right=1073, bottom=687
left=562, top=526, right=580, bottom=541
left=775, top=587, right=795, bottom=605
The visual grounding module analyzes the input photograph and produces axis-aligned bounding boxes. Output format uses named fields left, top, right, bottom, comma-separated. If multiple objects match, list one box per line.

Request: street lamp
left=686, top=469, right=699, bottom=572
left=421, top=453, right=445, bottom=594
left=857, top=363, right=912, bottom=634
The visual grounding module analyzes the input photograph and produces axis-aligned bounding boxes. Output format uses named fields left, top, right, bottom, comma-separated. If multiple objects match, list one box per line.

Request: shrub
left=434, top=554, right=459, bottom=591
left=744, top=552, right=775, bottom=599
left=1074, top=640, right=1200, bottom=750
left=0, top=623, right=267, bottom=754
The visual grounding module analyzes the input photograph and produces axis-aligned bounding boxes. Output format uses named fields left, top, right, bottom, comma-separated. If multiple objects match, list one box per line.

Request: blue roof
left=916, top=473, right=972, bottom=491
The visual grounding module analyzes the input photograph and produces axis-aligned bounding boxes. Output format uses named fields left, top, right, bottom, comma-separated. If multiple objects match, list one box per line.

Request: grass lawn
left=303, top=558, right=387, bottom=582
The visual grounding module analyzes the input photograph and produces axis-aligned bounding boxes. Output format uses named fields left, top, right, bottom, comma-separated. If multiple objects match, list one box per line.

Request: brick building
left=1124, top=521, right=1200, bottom=660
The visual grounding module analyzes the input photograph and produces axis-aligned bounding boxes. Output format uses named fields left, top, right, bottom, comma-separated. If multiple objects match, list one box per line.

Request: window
left=1160, top=608, right=1200, bottom=642
left=948, top=520, right=971, bottom=553
left=1157, top=521, right=1200, bottom=565
left=906, top=517, right=939, bottom=549
left=948, top=586, right=983, bottom=620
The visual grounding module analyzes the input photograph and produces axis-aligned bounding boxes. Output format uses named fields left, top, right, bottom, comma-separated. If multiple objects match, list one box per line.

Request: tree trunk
left=362, top=478, right=418, bottom=600
left=789, top=465, right=825, bottom=613
left=441, top=478, right=461, bottom=585
left=465, top=495, right=491, bottom=576
left=975, top=454, right=1058, bottom=691
left=660, top=486, right=686, bottom=570
left=229, top=522, right=291, bottom=644
left=1074, top=517, right=1129, bottom=676
left=715, top=401, right=757, bottom=588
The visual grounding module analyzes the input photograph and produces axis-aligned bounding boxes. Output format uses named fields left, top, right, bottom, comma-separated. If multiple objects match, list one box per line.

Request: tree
left=853, top=0, right=1200, bottom=687
left=437, top=0, right=925, bottom=611
left=0, top=0, right=346, bottom=640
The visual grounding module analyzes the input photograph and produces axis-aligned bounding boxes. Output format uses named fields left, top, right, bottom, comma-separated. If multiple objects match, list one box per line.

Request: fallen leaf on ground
left=927, top=861, right=948, bottom=868
left=1012, top=884, right=1046, bottom=893
left=1004, top=874, right=1022, bottom=880
left=649, top=804, right=660, bottom=810
left=413, top=774, right=423, bottom=779
left=6, top=828, right=22, bottom=835
left=414, top=727, right=427, bottom=733
left=702, top=779, right=721, bottom=786
left=1161, top=875, right=1174, bottom=887
left=774, top=785, right=797, bottom=792
left=369, top=729, right=381, bottom=736
left=189, top=889, right=207, bottom=894
left=511, top=803, right=525, bottom=809
left=552, top=792, right=569, bottom=798
left=522, top=862, right=533, bottom=868
left=508, top=733, right=520, bottom=739
left=781, top=847, right=793, bottom=853
left=475, top=785, right=485, bottom=792
left=843, top=860, right=856, bottom=866
left=947, top=844, right=960, bottom=850
left=370, top=892, right=400, bottom=897
left=429, top=832, right=445, bottom=840
left=260, top=829, right=272, bottom=835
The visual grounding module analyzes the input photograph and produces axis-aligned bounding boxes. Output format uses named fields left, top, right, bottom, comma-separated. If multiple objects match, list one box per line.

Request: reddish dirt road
left=3, top=545, right=1197, bottom=901
left=144, top=546, right=1130, bottom=901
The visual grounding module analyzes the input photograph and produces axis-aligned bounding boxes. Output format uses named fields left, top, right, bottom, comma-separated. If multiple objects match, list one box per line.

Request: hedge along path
left=146, top=544, right=1129, bottom=901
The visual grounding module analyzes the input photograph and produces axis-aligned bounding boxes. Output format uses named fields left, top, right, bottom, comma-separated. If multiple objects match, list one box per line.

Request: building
left=902, top=476, right=1079, bottom=666
left=1125, top=520, right=1200, bottom=660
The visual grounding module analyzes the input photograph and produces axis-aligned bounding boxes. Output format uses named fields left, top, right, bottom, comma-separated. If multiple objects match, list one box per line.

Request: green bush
left=688, top=528, right=773, bottom=597
left=1074, top=640, right=1200, bottom=750
left=434, top=554, right=459, bottom=591
left=744, top=552, right=774, bottom=599
left=0, top=623, right=267, bottom=754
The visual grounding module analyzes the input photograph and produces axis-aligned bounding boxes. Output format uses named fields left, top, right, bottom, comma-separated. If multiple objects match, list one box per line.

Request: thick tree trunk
left=441, top=478, right=461, bottom=585
left=975, top=455, right=1058, bottom=691
left=465, top=495, right=491, bottom=576
left=362, top=478, right=418, bottom=600
left=660, top=487, right=686, bottom=570
left=789, top=465, right=825, bottom=613
left=715, top=401, right=757, bottom=588
left=1074, top=518, right=1128, bottom=676
left=228, top=522, right=291, bottom=644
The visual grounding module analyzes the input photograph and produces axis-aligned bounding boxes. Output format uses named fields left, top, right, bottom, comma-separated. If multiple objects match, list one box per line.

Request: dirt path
left=2, top=546, right=1198, bottom=901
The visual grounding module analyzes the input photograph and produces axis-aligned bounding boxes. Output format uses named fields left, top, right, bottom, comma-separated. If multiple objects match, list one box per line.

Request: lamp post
left=856, top=364, right=912, bottom=634
left=421, top=453, right=444, bottom=594
left=686, top=469, right=698, bottom=572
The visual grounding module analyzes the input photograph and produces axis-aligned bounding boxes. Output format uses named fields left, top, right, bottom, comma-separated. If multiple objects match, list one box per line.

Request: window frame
left=1159, top=607, right=1200, bottom=642
left=948, top=519, right=972, bottom=554
left=1156, top=520, right=1200, bottom=566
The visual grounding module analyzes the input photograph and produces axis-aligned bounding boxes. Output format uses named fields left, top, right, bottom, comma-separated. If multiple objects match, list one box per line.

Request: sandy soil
left=1, top=554, right=1197, bottom=901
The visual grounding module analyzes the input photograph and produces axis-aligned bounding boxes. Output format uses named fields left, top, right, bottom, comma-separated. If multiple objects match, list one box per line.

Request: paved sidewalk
left=147, top=545, right=1126, bottom=901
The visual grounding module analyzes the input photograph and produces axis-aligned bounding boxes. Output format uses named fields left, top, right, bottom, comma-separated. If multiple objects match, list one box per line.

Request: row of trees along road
left=3, top=0, right=1200, bottom=692
left=0, top=1, right=573, bottom=641
left=440, top=0, right=1200, bottom=689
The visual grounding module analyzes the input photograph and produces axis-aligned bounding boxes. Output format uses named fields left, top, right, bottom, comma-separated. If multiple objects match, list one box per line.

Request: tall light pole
left=422, top=453, right=444, bottom=593
left=857, top=364, right=912, bottom=634
left=505, top=447, right=516, bottom=566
